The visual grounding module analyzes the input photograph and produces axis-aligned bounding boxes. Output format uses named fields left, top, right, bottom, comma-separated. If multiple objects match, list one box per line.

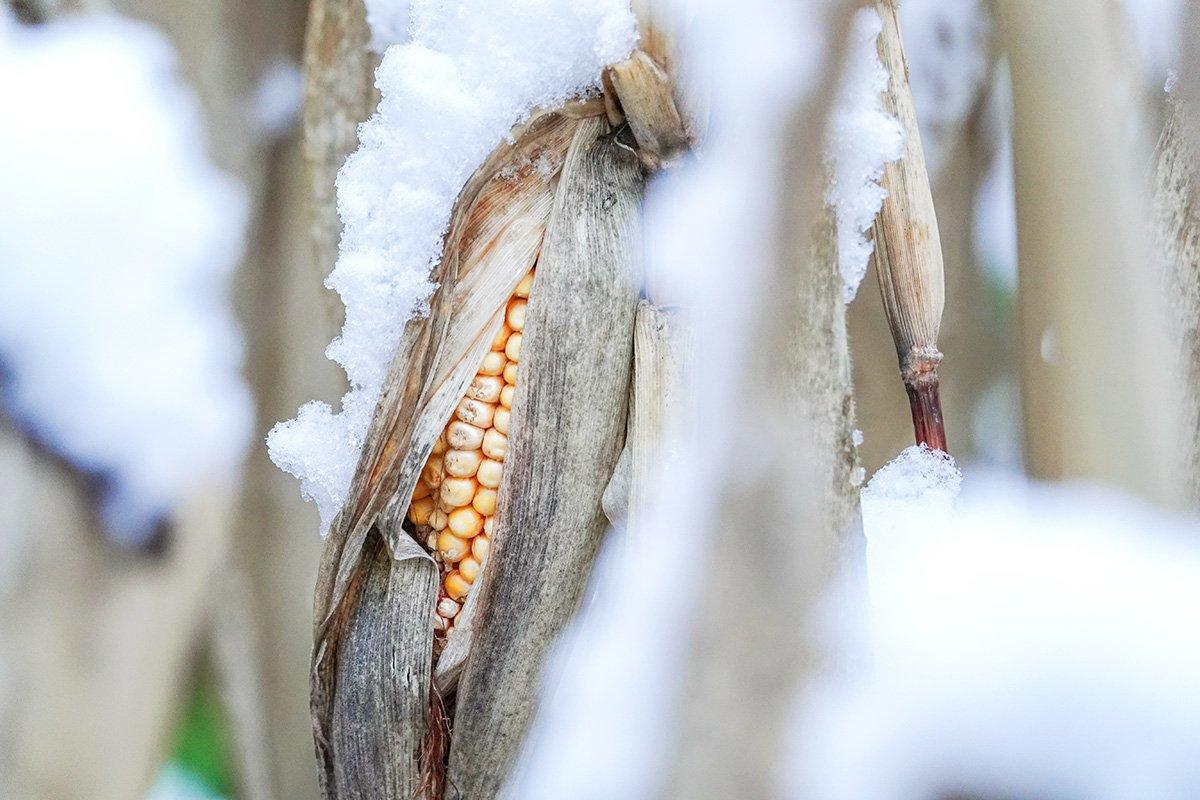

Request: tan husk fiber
left=446, top=117, right=643, bottom=800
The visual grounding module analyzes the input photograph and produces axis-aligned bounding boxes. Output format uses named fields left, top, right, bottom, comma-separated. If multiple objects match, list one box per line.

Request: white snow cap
left=826, top=8, right=903, bottom=303
left=0, top=13, right=251, bottom=545
left=796, top=460, right=1200, bottom=800
left=267, top=0, right=638, bottom=533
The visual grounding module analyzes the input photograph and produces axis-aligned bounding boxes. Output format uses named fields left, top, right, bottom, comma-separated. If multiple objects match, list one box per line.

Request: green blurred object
left=169, top=673, right=233, bottom=797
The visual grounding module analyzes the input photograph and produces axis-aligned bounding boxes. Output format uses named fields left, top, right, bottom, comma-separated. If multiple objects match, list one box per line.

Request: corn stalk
left=871, top=0, right=949, bottom=452
left=994, top=0, right=1183, bottom=507
left=659, top=4, right=865, bottom=798
left=303, top=0, right=378, bottom=328
left=1155, top=93, right=1200, bottom=506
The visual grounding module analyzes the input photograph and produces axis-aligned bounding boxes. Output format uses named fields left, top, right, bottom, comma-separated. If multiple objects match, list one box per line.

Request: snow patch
left=797, top=475, right=1200, bottom=800
left=0, top=13, right=251, bottom=545
left=826, top=9, right=903, bottom=303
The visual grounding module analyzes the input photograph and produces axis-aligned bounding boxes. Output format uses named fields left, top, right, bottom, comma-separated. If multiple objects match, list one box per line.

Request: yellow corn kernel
left=437, top=531, right=470, bottom=562
left=503, top=362, right=518, bottom=385
left=448, top=506, right=484, bottom=538
left=479, top=350, right=506, bottom=376
left=482, top=429, right=507, bottom=461
left=431, top=435, right=447, bottom=456
left=472, top=534, right=490, bottom=562
left=421, top=459, right=444, bottom=488
left=491, top=322, right=511, bottom=351
left=408, top=496, right=435, bottom=525
left=473, top=488, right=497, bottom=515
left=437, top=596, right=461, bottom=618
left=430, top=509, right=448, bottom=531
left=455, top=397, right=496, bottom=428
left=459, top=556, right=481, bottom=583
left=444, top=448, right=483, bottom=478
left=515, top=271, right=534, bottom=298
left=447, top=420, right=485, bottom=450
left=506, top=299, right=527, bottom=332
left=445, top=570, right=470, bottom=601
left=412, top=481, right=432, bottom=501
left=493, top=407, right=510, bottom=435
left=440, top=477, right=477, bottom=508
left=477, top=458, right=503, bottom=489
left=468, top=374, right=503, bottom=403
left=500, top=385, right=514, bottom=409
left=505, top=332, right=522, bottom=362
left=483, top=516, right=495, bottom=536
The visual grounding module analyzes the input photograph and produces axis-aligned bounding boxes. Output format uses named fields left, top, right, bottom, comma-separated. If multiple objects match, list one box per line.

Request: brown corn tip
left=409, top=269, right=534, bottom=634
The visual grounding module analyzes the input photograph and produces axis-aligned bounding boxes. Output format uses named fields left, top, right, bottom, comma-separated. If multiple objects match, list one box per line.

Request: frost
left=0, top=13, right=251, bottom=545
left=826, top=9, right=904, bottom=303
left=267, top=0, right=638, bottom=533
left=796, top=476, right=1200, bottom=800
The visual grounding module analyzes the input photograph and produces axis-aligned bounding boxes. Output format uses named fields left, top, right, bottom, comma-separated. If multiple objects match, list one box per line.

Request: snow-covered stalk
left=870, top=0, right=949, bottom=453
left=657, top=5, right=866, bottom=798
left=994, top=0, right=1183, bottom=508
left=1155, top=93, right=1200, bottom=507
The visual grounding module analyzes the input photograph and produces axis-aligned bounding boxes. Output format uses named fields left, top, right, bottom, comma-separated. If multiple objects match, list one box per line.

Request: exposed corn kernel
left=500, top=385, right=514, bottom=409
left=459, top=556, right=481, bottom=583
left=437, top=531, right=471, bottom=562
left=448, top=506, right=484, bottom=538
left=514, top=271, right=534, bottom=298
left=440, top=477, right=477, bottom=508
left=503, top=362, right=518, bottom=384
left=444, top=448, right=483, bottom=478
left=477, top=458, right=503, bottom=489
left=447, top=420, right=485, bottom=450
left=472, top=535, right=490, bottom=562
left=409, top=496, right=435, bottom=526
left=491, top=323, right=511, bottom=351
left=505, top=332, right=522, bottom=362
left=412, top=481, right=431, bottom=501
left=506, top=299, right=527, bottom=332
left=437, top=596, right=461, bottom=618
left=493, top=407, right=510, bottom=435
left=422, top=459, right=444, bottom=488
left=472, top=488, right=497, bottom=515
left=445, top=571, right=471, bottom=601
left=479, top=350, right=506, bottom=376
left=430, top=509, right=448, bottom=532
left=468, top=375, right=503, bottom=403
left=456, top=397, right=496, bottom=428
left=482, top=429, right=508, bottom=461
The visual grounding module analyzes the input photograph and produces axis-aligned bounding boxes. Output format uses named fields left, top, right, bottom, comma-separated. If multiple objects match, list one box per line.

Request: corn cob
left=407, top=268, right=534, bottom=632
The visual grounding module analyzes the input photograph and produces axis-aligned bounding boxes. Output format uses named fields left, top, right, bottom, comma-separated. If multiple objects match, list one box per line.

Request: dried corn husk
left=446, top=116, right=643, bottom=800
left=310, top=110, right=587, bottom=798
left=605, top=0, right=699, bottom=169
left=602, top=300, right=693, bottom=528
left=871, top=0, right=949, bottom=452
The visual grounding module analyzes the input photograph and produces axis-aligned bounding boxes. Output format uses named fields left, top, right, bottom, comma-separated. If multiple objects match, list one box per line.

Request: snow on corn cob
left=407, top=268, right=534, bottom=632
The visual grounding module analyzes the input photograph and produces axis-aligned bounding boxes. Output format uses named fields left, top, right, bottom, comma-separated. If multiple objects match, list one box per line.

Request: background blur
left=0, top=0, right=1186, bottom=798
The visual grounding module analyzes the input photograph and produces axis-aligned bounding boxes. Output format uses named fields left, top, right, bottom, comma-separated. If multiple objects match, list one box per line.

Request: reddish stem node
left=905, top=374, right=947, bottom=453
